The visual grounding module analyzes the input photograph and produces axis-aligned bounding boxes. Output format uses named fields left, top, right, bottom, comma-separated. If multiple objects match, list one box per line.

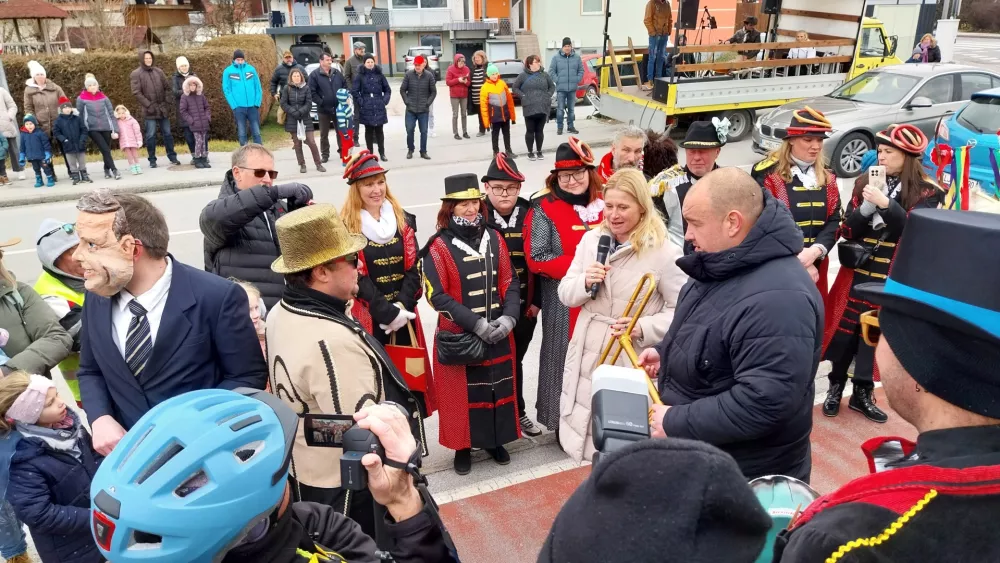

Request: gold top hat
left=0, top=237, right=21, bottom=249
left=271, top=204, right=368, bottom=274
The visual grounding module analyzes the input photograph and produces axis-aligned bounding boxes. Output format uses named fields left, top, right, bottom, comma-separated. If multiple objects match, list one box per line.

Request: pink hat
left=6, top=374, right=55, bottom=425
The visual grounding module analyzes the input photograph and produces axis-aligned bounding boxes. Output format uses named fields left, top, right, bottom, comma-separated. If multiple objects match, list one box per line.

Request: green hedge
left=3, top=35, right=278, bottom=142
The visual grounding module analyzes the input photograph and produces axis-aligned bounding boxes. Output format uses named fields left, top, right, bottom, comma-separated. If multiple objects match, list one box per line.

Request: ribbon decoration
left=711, top=116, right=731, bottom=143
left=990, top=148, right=1000, bottom=201
left=945, top=144, right=971, bottom=211
left=930, top=143, right=953, bottom=184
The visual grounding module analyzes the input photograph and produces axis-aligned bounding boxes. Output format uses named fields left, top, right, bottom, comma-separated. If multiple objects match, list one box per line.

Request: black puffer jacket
left=655, top=190, right=822, bottom=482
left=308, top=66, right=348, bottom=115
left=172, top=70, right=196, bottom=122
left=280, top=81, right=314, bottom=133
left=199, top=171, right=312, bottom=308
left=270, top=61, right=304, bottom=96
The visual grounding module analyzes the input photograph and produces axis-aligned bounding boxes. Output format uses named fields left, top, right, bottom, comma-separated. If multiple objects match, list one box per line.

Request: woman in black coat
left=281, top=68, right=325, bottom=174
left=352, top=54, right=392, bottom=161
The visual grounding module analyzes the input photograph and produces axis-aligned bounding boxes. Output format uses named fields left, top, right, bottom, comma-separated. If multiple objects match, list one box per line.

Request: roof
left=875, top=63, right=987, bottom=77
left=0, top=0, right=69, bottom=19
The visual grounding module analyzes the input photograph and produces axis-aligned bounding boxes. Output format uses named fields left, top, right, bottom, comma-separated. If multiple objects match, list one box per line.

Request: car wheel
left=833, top=132, right=871, bottom=178
left=719, top=109, right=753, bottom=142
left=585, top=85, right=600, bottom=109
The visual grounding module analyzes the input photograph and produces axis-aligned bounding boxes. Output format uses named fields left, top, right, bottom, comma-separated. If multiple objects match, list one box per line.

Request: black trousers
left=317, top=112, right=339, bottom=160
left=513, top=314, right=537, bottom=418
left=180, top=124, right=196, bottom=154
left=491, top=120, right=511, bottom=153
left=4, top=137, right=22, bottom=173
left=477, top=110, right=487, bottom=133
left=827, top=328, right=875, bottom=389
left=524, top=114, right=546, bottom=153
left=293, top=478, right=377, bottom=542
left=88, top=130, right=118, bottom=173
left=364, top=124, right=385, bottom=155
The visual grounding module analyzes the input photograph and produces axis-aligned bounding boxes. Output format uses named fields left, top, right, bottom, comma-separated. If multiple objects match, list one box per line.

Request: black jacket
left=199, top=172, right=312, bottom=309
left=172, top=70, right=196, bottom=116
left=308, top=66, right=348, bottom=115
left=52, top=111, right=88, bottom=154
left=280, top=82, right=315, bottom=133
left=655, top=190, right=822, bottom=482
left=400, top=69, right=437, bottom=114
left=776, top=426, right=1000, bottom=562
left=223, top=500, right=453, bottom=563
left=270, top=61, right=305, bottom=96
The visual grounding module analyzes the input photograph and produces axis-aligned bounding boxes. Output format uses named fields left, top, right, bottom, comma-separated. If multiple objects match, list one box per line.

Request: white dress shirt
left=111, top=257, right=174, bottom=358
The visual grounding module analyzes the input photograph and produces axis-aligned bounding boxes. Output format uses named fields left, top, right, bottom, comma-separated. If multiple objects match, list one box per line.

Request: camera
left=302, top=413, right=388, bottom=491
left=590, top=365, right=652, bottom=464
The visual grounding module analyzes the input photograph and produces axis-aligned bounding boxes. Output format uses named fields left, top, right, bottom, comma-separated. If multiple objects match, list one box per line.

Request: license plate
left=760, top=138, right=781, bottom=152
left=940, top=172, right=981, bottom=191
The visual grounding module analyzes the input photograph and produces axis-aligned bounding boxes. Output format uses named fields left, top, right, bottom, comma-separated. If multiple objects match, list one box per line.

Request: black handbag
left=838, top=230, right=889, bottom=270
left=436, top=330, right=486, bottom=366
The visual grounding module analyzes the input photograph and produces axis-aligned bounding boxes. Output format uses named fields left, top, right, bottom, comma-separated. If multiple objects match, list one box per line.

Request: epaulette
left=530, top=187, right=551, bottom=200
left=753, top=158, right=778, bottom=173
left=648, top=165, right=684, bottom=198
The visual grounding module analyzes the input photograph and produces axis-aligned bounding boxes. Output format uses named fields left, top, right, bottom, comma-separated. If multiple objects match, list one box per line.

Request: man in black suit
left=74, top=189, right=268, bottom=456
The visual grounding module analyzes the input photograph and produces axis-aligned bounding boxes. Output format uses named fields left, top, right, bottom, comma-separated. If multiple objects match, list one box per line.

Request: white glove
left=378, top=303, right=416, bottom=334
left=111, top=132, right=119, bottom=140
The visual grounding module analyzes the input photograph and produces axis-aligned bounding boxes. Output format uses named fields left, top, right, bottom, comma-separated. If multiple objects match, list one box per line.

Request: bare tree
left=75, top=0, right=144, bottom=51
left=204, top=0, right=253, bottom=35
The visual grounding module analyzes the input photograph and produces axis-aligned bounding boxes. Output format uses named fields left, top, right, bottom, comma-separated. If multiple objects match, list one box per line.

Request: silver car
left=753, top=64, right=1000, bottom=177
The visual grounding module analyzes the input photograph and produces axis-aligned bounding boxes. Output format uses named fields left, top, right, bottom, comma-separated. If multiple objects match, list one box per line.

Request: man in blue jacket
left=222, top=50, right=263, bottom=146
left=638, top=167, right=822, bottom=483
left=549, top=37, right=583, bottom=136
left=73, top=189, right=267, bottom=457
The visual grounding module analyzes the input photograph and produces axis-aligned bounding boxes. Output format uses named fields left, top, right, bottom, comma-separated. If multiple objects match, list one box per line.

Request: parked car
left=923, top=86, right=1000, bottom=199
left=404, top=47, right=440, bottom=79
left=753, top=64, right=1000, bottom=177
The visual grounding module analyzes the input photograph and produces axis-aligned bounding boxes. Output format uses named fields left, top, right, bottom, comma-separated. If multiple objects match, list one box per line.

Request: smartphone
left=869, top=165, right=887, bottom=192
left=303, top=414, right=355, bottom=448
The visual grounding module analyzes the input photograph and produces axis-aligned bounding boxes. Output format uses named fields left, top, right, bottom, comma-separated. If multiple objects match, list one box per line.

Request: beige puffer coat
left=557, top=228, right=686, bottom=463
left=23, top=79, right=66, bottom=135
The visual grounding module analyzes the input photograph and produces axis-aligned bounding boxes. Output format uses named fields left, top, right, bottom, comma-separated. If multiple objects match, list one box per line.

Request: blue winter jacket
left=222, top=61, right=262, bottom=109
left=655, top=190, right=822, bottom=483
left=549, top=49, right=584, bottom=93
left=352, top=65, right=391, bottom=126
left=19, top=126, right=52, bottom=161
left=53, top=111, right=89, bottom=154
left=5, top=425, right=103, bottom=563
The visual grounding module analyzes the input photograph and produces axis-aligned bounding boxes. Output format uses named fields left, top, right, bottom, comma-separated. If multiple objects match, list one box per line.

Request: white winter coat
left=556, top=228, right=686, bottom=463
left=0, top=88, right=18, bottom=139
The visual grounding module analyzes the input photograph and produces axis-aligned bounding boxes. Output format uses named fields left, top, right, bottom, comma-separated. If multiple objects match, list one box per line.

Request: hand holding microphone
left=589, top=234, right=612, bottom=299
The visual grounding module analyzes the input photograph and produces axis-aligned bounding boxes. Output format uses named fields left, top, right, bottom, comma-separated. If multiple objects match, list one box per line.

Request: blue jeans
left=234, top=106, right=263, bottom=146
left=0, top=502, right=26, bottom=559
left=648, top=35, right=670, bottom=81
left=405, top=111, right=429, bottom=154
left=144, top=118, right=177, bottom=164
left=555, top=91, right=576, bottom=130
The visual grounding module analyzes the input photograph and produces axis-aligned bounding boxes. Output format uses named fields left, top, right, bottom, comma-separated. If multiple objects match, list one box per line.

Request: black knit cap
left=538, top=439, right=771, bottom=563
left=481, top=152, right=525, bottom=183
left=233, top=49, right=245, bottom=60
left=858, top=209, right=1000, bottom=417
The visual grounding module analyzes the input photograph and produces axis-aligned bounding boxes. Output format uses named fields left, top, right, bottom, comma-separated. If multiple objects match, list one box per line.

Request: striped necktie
left=125, top=300, right=152, bottom=377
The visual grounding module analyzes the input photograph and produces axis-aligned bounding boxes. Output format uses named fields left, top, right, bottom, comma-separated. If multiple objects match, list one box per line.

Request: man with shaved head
left=638, top=167, right=823, bottom=482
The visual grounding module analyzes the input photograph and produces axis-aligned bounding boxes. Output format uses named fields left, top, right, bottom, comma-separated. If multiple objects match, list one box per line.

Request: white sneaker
left=18, top=172, right=25, bottom=180
left=430, top=129, right=437, bottom=138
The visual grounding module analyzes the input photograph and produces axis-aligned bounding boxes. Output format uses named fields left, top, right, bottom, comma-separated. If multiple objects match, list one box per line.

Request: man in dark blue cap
left=776, top=208, right=1000, bottom=562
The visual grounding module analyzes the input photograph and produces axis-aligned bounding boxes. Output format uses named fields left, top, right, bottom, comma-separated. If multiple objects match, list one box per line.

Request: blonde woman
left=918, top=33, right=941, bottom=62
left=752, top=107, right=841, bottom=304
left=556, top=168, right=686, bottom=463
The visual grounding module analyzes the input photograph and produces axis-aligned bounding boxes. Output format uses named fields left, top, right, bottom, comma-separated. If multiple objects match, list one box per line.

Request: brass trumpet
left=597, top=273, right=664, bottom=405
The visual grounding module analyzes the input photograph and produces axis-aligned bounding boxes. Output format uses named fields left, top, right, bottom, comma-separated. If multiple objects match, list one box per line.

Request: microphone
left=590, top=234, right=612, bottom=300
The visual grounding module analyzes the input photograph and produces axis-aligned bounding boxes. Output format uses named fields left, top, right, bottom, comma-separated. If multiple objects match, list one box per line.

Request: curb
left=0, top=138, right=615, bottom=208
left=957, top=32, right=1000, bottom=39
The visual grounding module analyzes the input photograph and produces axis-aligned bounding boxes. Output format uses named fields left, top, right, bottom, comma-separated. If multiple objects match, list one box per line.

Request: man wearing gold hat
left=265, top=203, right=426, bottom=539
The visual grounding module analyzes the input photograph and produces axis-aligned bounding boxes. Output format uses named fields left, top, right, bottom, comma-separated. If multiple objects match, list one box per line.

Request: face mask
left=75, top=211, right=136, bottom=297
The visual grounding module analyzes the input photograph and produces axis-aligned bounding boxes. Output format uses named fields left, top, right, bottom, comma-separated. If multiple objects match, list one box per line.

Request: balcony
left=388, top=7, right=449, bottom=30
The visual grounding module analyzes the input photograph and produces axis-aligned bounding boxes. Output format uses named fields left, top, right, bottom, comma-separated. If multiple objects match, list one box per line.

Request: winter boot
left=70, top=171, right=80, bottom=185
left=45, top=173, right=56, bottom=187
left=849, top=386, right=888, bottom=423
left=0, top=176, right=8, bottom=185
left=202, top=157, right=211, bottom=168
left=194, top=157, right=205, bottom=169
left=113, top=169, right=122, bottom=180
left=105, top=169, right=113, bottom=179
left=299, top=164, right=307, bottom=173
left=822, top=381, right=845, bottom=417
left=81, top=171, right=93, bottom=183
left=34, top=173, right=43, bottom=188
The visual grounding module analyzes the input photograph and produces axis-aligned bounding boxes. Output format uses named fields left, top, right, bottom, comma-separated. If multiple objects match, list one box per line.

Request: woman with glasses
left=340, top=151, right=433, bottom=416
left=421, top=173, right=521, bottom=475
left=524, top=138, right=605, bottom=435
left=557, top=168, right=685, bottom=463
left=822, top=124, right=944, bottom=424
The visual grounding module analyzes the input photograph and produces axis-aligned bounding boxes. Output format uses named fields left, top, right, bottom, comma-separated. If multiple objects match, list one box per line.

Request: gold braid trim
left=825, top=489, right=938, bottom=563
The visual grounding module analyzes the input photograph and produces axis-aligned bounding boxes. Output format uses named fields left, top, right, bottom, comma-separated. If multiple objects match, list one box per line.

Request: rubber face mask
left=74, top=210, right=135, bottom=297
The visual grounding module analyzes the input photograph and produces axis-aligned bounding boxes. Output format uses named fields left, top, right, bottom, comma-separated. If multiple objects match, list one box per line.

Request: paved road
left=953, top=34, right=1000, bottom=73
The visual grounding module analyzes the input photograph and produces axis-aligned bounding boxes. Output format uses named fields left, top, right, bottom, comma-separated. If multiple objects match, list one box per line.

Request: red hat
left=343, top=150, right=388, bottom=185
left=414, top=55, right=427, bottom=67
left=58, top=96, right=72, bottom=107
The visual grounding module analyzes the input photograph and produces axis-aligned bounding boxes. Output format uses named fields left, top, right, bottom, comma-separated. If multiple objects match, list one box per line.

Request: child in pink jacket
left=114, top=105, right=143, bottom=175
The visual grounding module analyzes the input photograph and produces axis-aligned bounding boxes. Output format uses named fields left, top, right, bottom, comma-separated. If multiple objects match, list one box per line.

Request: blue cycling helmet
left=750, top=474, right=820, bottom=563
left=90, top=388, right=297, bottom=563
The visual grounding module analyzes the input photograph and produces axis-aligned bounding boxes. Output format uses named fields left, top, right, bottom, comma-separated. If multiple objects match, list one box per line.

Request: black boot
left=849, top=386, right=888, bottom=423
left=453, top=448, right=472, bottom=475
left=80, top=171, right=93, bottom=183
left=823, top=381, right=845, bottom=417
left=487, top=445, right=510, bottom=465
left=70, top=171, right=80, bottom=185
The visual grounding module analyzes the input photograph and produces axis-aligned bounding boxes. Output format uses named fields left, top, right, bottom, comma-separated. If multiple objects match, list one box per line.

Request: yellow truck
left=599, top=0, right=903, bottom=141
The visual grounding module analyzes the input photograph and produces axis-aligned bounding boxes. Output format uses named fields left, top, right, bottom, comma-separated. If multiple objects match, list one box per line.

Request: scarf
left=921, top=44, right=930, bottom=62
left=553, top=183, right=592, bottom=207
left=282, top=284, right=351, bottom=323
left=15, top=411, right=83, bottom=461
left=360, top=200, right=398, bottom=244
left=449, top=214, right=485, bottom=248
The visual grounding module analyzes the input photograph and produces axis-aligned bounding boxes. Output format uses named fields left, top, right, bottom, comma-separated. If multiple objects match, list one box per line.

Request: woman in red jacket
left=524, top=138, right=604, bottom=435
left=446, top=54, right=471, bottom=140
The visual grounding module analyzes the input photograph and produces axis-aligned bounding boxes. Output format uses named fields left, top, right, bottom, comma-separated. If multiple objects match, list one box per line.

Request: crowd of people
left=1, top=86, right=998, bottom=561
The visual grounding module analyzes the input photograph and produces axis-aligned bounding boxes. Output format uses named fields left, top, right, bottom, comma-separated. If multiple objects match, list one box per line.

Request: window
left=957, top=96, right=1000, bottom=134
left=858, top=27, right=887, bottom=58
left=419, top=33, right=442, bottom=52
left=828, top=73, right=920, bottom=105
left=581, top=0, right=603, bottom=15
left=392, top=0, right=417, bottom=7
left=391, top=0, right=446, bottom=7
left=959, top=73, right=996, bottom=100
left=914, top=75, right=955, bottom=105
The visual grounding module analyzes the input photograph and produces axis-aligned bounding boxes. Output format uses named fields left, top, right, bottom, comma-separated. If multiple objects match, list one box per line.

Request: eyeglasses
left=36, top=223, right=75, bottom=245
left=557, top=169, right=588, bottom=183
left=488, top=184, right=521, bottom=196
left=238, top=167, right=279, bottom=180
left=333, top=253, right=359, bottom=268
left=860, top=310, right=881, bottom=347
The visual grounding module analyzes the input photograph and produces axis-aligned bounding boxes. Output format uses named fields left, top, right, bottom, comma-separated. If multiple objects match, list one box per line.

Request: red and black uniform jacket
left=776, top=426, right=1000, bottom=562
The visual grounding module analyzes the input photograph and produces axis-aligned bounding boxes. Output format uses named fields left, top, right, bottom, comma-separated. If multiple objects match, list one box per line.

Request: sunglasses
left=333, top=253, right=359, bottom=268
left=36, top=223, right=75, bottom=245
left=238, top=166, right=279, bottom=180
left=860, top=310, right=881, bottom=347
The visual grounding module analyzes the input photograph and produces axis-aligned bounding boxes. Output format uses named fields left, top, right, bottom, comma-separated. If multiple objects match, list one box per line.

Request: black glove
left=269, top=183, right=313, bottom=207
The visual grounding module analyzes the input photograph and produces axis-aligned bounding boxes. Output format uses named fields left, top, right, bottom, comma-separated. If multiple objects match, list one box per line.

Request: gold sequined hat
left=270, top=204, right=367, bottom=274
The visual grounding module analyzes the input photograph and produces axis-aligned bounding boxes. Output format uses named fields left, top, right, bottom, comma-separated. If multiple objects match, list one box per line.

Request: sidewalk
left=957, top=31, right=1000, bottom=39
left=0, top=83, right=617, bottom=208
